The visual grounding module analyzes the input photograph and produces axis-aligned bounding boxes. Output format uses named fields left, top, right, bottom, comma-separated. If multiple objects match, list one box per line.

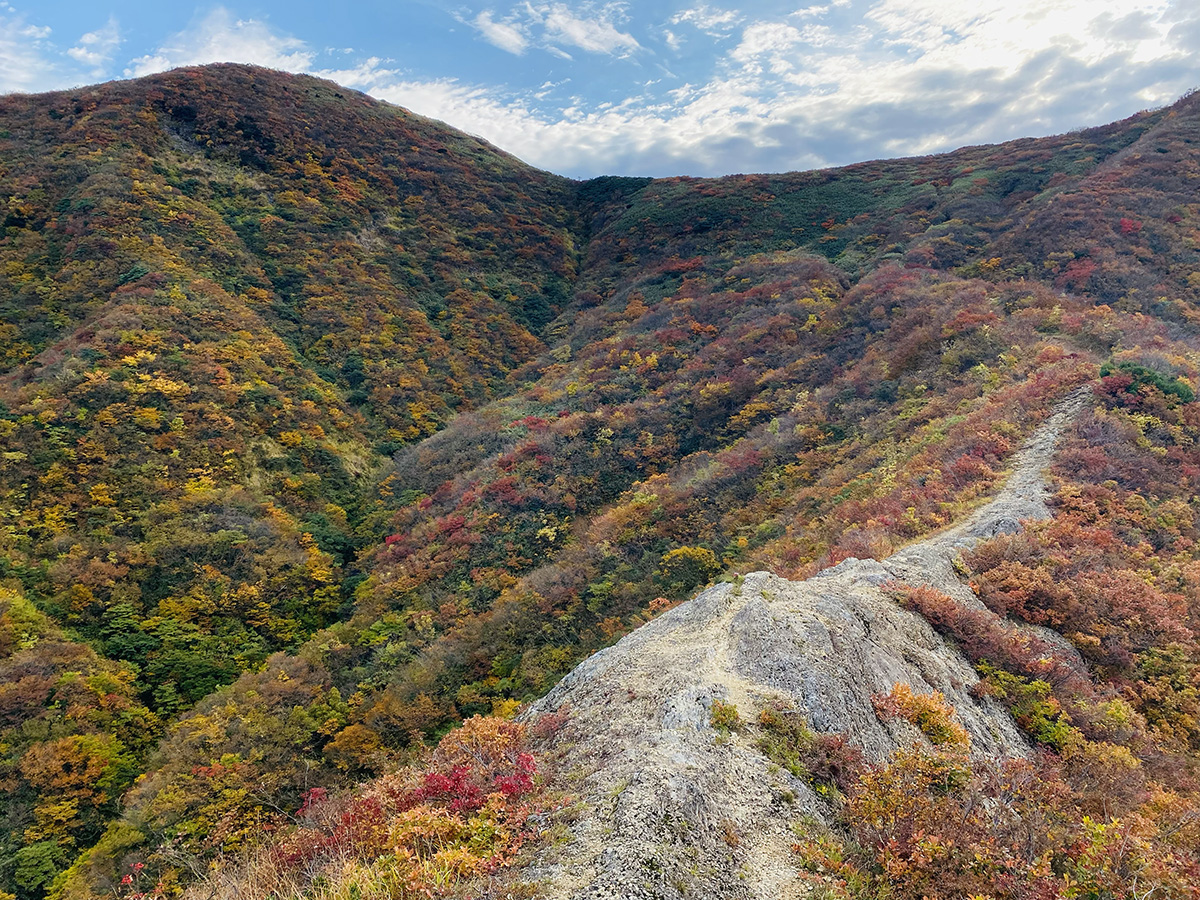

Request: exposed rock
left=522, top=388, right=1092, bottom=900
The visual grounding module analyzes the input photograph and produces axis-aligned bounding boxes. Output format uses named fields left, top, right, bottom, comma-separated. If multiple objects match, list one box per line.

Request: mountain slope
left=518, top=391, right=1088, bottom=899
left=0, top=64, right=582, bottom=900
left=0, top=62, right=579, bottom=706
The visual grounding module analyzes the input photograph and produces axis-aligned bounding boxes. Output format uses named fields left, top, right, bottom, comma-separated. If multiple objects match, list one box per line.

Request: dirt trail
left=524, top=389, right=1091, bottom=900
left=877, top=384, right=1091, bottom=606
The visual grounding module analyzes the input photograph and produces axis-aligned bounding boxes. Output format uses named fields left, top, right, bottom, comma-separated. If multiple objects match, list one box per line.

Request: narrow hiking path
left=524, top=386, right=1093, bottom=900
left=873, top=384, right=1099, bottom=609
left=911, top=384, right=1091, bottom=547
left=874, top=385, right=1092, bottom=607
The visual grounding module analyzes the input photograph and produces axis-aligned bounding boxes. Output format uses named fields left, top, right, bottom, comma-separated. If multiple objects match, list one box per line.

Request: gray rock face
left=523, top=388, right=1091, bottom=900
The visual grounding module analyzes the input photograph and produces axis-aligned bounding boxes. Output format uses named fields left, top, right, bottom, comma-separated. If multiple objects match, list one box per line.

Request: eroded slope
left=523, top=389, right=1090, bottom=900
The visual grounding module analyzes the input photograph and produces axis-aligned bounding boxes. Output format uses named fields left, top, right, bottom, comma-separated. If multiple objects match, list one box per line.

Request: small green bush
left=710, top=698, right=742, bottom=734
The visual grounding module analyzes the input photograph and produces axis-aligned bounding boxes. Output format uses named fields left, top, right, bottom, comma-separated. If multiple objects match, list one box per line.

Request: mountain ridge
left=516, top=389, right=1089, bottom=899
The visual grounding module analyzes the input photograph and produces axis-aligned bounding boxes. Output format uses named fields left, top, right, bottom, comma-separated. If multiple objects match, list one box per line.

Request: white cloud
left=67, top=17, right=120, bottom=74
left=670, top=6, right=741, bottom=36
left=124, top=7, right=314, bottom=78
left=732, top=23, right=804, bottom=63
left=791, top=5, right=832, bottom=19
left=862, top=0, right=1176, bottom=72
left=471, top=10, right=529, bottom=55
left=466, top=3, right=641, bottom=58
left=314, top=56, right=398, bottom=92
left=799, top=24, right=835, bottom=47
left=730, top=22, right=834, bottom=74
left=341, top=60, right=802, bottom=177
left=540, top=4, right=640, bottom=55
left=0, top=14, right=57, bottom=92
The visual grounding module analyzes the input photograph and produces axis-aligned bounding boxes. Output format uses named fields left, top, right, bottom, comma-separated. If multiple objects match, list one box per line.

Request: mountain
left=0, top=65, right=1198, bottom=900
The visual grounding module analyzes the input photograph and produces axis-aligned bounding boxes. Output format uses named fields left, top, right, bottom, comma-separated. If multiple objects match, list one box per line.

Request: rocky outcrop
left=522, top=388, right=1091, bottom=900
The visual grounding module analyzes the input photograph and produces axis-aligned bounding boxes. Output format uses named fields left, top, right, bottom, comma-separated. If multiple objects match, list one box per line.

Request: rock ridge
left=523, top=387, right=1092, bottom=900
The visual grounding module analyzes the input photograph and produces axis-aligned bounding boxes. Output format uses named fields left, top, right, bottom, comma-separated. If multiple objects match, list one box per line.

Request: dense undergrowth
left=836, top=366, right=1200, bottom=899
left=2, top=65, right=1200, bottom=898
left=180, top=714, right=552, bottom=900
left=777, top=684, right=1200, bottom=900
left=43, top=713, right=552, bottom=900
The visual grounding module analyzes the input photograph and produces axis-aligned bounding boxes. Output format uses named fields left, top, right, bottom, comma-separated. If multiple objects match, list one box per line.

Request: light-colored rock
left=523, top=388, right=1091, bottom=900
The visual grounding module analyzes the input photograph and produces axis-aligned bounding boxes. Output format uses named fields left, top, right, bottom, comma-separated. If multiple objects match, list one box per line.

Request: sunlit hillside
left=1, top=65, right=1198, bottom=899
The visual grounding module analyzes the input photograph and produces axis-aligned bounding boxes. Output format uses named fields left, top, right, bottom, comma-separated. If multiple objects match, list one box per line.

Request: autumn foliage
left=790, top=686, right=1200, bottom=900
left=101, top=715, right=550, bottom=900
left=2, top=64, right=1200, bottom=899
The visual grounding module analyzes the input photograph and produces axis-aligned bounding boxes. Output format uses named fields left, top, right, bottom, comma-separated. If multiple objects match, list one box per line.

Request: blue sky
left=3, top=2, right=1198, bottom=178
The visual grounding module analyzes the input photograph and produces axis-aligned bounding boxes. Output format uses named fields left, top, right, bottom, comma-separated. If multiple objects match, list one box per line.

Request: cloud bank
left=124, top=8, right=313, bottom=77
left=1, top=2, right=1196, bottom=179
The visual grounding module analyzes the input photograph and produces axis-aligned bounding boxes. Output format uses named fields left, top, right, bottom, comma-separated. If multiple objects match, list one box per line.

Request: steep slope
left=988, top=92, right=1200, bottom=317
left=0, top=64, right=582, bottom=900
left=0, top=62, right=579, bottom=705
left=519, top=390, right=1087, bottom=899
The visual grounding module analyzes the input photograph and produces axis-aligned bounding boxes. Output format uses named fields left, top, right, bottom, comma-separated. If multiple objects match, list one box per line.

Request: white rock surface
left=523, top=388, right=1091, bottom=900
